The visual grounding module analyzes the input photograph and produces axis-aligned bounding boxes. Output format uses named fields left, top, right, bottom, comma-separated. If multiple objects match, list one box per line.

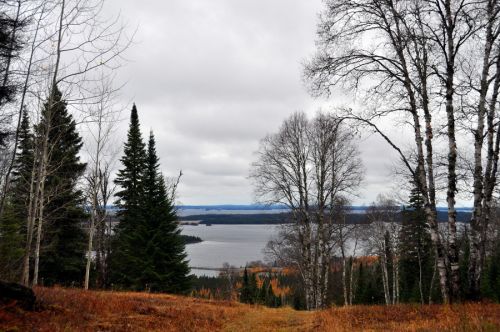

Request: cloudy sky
left=104, top=0, right=399, bottom=205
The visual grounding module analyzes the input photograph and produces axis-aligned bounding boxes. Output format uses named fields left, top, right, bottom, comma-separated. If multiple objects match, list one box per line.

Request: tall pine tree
left=37, top=86, right=87, bottom=285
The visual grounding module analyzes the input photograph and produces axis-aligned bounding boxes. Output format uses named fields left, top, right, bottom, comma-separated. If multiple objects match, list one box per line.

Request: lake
left=180, top=224, right=281, bottom=277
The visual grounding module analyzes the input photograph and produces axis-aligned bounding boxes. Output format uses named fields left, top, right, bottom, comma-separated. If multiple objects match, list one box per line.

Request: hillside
left=1, top=287, right=500, bottom=331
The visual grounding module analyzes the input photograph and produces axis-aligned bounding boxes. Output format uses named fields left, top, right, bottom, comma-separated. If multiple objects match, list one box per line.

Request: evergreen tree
left=0, top=110, right=32, bottom=280
left=110, top=104, right=148, bottom=288
left=37, top=87, right=87, bottom=285
left=141, top=131, right=190, bottom=293
left=111, top=107, right=190, bottom=293
left=0, top=5, right=26, bottom=146
left=481, top=239, right=500, bottom=301
left=240, top=267, right=253, bottom=304
left=249, top=272, right=258, bottom=300
left=258, top=277, right=269, bottom=304
left=399, top=186, right=434, bottom=303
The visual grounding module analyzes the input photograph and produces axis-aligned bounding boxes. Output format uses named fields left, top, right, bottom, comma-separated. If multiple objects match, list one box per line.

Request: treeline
left=193, top=189, right=500, bottom=308
left=192, top=268, right=293, bottom=308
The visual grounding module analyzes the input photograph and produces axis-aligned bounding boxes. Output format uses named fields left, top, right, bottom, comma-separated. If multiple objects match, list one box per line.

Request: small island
left=180, top=235, right=203, bottom=245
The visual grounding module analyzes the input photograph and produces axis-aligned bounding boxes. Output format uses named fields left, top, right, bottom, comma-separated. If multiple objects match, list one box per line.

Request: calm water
left=180, top=224, right=281, bottom=277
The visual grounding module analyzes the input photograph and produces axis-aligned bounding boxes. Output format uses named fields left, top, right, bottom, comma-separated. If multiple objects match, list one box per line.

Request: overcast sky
left=104, top=0, right=403, bottom=205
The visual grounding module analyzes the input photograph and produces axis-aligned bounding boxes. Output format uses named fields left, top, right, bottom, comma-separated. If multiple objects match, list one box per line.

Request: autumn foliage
left=1, top=287, right=500, bottom=331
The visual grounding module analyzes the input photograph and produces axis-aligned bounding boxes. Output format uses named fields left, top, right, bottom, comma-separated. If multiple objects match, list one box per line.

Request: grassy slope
left=1, top=287, right=500, bottom=331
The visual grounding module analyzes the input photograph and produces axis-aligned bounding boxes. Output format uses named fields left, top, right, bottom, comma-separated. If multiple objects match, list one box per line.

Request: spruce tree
left=399, top=186, right=434, bottom=303
left=37, top=87, right=87, bottom=285
left=240, top=267, right=253, bottom=303
left=0, top=110, right=33, bottom=281
left=110, top=104, right=148, bottom=288
left=0, top=6, right=26, bottom=146
left=249, top=272, right=258, bottom=300
left=111, top=107, right=191, bottom=293
left=141, top=132, right=191, bottom=293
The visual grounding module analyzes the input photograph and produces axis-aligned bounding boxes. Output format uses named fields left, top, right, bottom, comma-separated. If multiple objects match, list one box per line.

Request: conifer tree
left=111, top=107, right=190, bottom=293
left=399, top=187, right=434, bottom=303
left=240, top=267, right=253, bottom=304
left=141, top=131, right=191, bottom=293
left=0, top=110, right=32, bottom=280
left=110, top=104, right=148, bottom=288
left=37, top=87, right=87, bottom=285
left=249, top=272, right=258, bottom=300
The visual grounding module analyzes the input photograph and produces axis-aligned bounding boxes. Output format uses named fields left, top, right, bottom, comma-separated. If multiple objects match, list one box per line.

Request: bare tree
left=304, top=0, right=498, bottom=302
left=364, top=195, right=400, bottom=305
left=82, top=76, right=120, bottom=290
left=17, top=0, right=131, bottom=286
left=252, top=112, right=363, bottom=309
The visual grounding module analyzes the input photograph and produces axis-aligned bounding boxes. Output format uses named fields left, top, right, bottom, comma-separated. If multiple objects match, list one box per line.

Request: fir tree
left=110, top=104, right=148, bottom=288
left=249, top=272, right=258, bottom=299
left=240, top=267, right=253, bottom=304
left=141, top=132, right=191, bottom=293
left=0, top=7, right=26, bottom=146
left=399, top=186, right=434, bottom=303
left=111, top=108, right=190, bottom=293
left=0, top=110, right=32, bottom=280
left=37, top=87, right=87, bottom=285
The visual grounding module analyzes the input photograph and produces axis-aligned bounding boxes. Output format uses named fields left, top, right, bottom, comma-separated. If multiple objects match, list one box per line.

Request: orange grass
left=1, top=287, right=500, bottom=331
left=0, top=286, right=246, bottom=332
left=315, top=303, right=500, bottom=331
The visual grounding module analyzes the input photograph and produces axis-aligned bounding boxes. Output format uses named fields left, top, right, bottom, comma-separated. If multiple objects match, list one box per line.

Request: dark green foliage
left=37, top=87, right=87, bottom=285
left=249, top=272, right=258, bottom=298
left=292, top=287, right=306, bottom=310
left=481, top=240, right=500, bottom=301
left=110, top=104, right=148, bottom=288
left=111, top=106, right=190, bottom=293
left=0, top=203, right=23, bottom=280
left=254, top=274, right=282, bottom=307
left=398, top=187, right=435, bottom=303
left=140, top=132, right=191, bottom=293
left=353, top=262, right=385, bottom=304
left=114, top=104, right=147, bottom=220
left=0, top=110, right=32, bottom=281
left=0, top=2, right=28, bottom=146
left=180, top=235, right=202, bottom=244
left=239, top=267, right=253, bottom=304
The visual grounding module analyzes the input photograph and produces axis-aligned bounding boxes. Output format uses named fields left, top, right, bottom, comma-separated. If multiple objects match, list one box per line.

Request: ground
left=1, top=287, right=500, bottom=331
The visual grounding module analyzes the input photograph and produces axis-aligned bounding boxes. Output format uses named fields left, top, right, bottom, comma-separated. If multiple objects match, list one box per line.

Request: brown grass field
left=1, top=287, right=500, bottom=331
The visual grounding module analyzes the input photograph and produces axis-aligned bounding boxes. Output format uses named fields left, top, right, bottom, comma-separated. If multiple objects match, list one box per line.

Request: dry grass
left=0, top=287, right=246, bottom=332
left=315, top=303, right=500, bottom=331
left=1, top=287, right=500, bottom=331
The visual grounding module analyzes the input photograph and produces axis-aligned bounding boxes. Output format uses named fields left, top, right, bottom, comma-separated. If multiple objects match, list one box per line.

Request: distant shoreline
left=179, top=210, right=473, bottom=225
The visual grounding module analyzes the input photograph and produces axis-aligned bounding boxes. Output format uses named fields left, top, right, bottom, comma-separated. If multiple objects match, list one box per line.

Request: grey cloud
left=103, top=0, right=398, bottom=204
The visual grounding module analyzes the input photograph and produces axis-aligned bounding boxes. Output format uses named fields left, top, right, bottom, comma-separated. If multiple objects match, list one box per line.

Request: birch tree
left=19, top=0, right=131, bottom=286
left=83, top=76, right=119, bottom=290
left=365, top=195, right=400, bottom=305
left=304, top=0, right=498, bottom=302
left=252, top=112, right=363, bottom=309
